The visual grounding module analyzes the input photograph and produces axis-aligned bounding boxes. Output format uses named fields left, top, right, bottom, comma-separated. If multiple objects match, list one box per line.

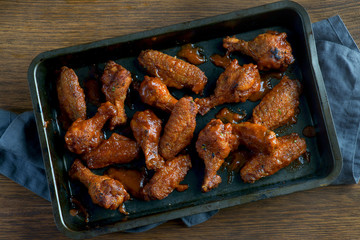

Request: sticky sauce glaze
left=210, top=54, right=232, bottom=68
left=249, top=72, right=283, bottom=102
left=215, top=107, right=246, bottom=124
left=177, top=43, right=206, bottom=65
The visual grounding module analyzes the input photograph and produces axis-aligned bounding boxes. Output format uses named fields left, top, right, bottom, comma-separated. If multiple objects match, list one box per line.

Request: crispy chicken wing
left=223, top=31, right=294, bottom=71
left=101, top=60, right=132, bottom=130
left=139, top=76, right=178, bottom=113
left=196, top=119, right=238, bottom=192
left=57, top=66, right=86, bottom=124
left=252, top=75, right=302, bottom=130
left=159, top=97, right=199, bottom=160
left=142, top=154, right=192, bottom=201
left=82, top=133, right=140, bottom=169
left=69, top=159, right=130, bottom=211
left=195, top=60, right=261, bottom=115
left=130, top=109, right=165, bottom=171
left=105, top=167, right=146, bottom=200
left=232, top=122, right=278, bottom=154
left=138, top=50, right=207, bottom=94
left=65, top=102, right=117, bottom=155
left=240, top=133, right=306, bottom=183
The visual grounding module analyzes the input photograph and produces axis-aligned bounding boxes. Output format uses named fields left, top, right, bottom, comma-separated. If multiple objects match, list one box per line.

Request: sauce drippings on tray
left=177, top=43, right=206, bottom=65
left=84, top=78, right=101, bottom=106
left=223, top=149, right=251, bottom=184
left=210, top=54, right=232, bottom=68
left=70, top=196, right=90, bottom=223
left=302, top=125, right=316, bottom=138
left=215, top=107, right=246, bottom=124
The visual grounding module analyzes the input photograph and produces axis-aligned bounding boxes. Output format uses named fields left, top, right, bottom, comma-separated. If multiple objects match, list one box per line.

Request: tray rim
left=27, top=0, right=343, bottom=238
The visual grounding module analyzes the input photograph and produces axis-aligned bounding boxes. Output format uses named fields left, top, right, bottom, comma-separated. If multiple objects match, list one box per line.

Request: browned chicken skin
left=139, top=76, right=178, bottom=113
left=252, top=76, right=302, bottom=130
left=142, top=154, right=192, bottom=201
left=223, top=31, right=294, bottom=71
left=196, top=119, right=238, bottom=192
left=130, top=109, right=165, bottom=171
left=65, top=102, right=117, bottom=155
left=105, top=168, right=146, bottom=200
left=159, top=97, right=199, bottom=160
left=101, top=60, right=132, bottom=130
left=138, top=50, right=208, bottom=94
left=195, top=60, right=261, bottom=115
left=232, top=122, right=278, bottom=154
left=240, top=133, right=306, bottom=183
left=57, top=66, right=86, bottom=123
left=82, top=133, right=140, bottom=169
left=69, top=159, right=130, bottom=211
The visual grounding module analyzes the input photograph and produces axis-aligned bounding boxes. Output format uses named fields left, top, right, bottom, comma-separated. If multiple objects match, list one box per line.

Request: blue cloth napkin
left=0, top=15, right=359, bottom=232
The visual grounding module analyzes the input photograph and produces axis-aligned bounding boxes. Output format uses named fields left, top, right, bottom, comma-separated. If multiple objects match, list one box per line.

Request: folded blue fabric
left=0, top=15, right=359, bottom=232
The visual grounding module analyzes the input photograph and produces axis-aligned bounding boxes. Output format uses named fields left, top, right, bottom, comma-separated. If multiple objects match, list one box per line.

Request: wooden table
left=1, top=0, right=359, bottom=239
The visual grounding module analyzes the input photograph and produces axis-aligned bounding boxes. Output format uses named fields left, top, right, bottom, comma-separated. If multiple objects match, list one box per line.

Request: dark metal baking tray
left=27, top=1, right=342, bottom=238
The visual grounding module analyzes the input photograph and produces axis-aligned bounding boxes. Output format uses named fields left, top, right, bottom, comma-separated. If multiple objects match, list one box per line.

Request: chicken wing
left=223, top=31, right=294, bottom=71
left=196, top=119, right=238, bottom=192
left=139, top=76, right=178, bottom=113
left=195, top=60, right=261, bottom=115
left=65, top=101, right=117, bottom=155
left=240, top=133, right=306, bottom=183
left=159, top=97, right=199, bottom=160
left=101, top=60, right=132, bottom=130
left=252, top=75, right=302, bottom=130
left=57, top=66, right=86, bottom=124
left=142, top=154, right=192, bottom=201
left=69, top=159, right=130, bottom=211
left=82, top=133, right=140, bottom=169
left=138, top=50, right=207, bottom=94
left=105, top=167, right=146, bottom=200
left=232, top=122, right=278, bottom=154
left=130, top=109, right=165, bottom=171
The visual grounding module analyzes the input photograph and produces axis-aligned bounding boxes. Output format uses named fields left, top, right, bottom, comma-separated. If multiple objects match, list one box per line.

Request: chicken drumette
left=82, top=133, right=140, bottom=169
left=159, top=97, right=199, bottom=160
left=195, top=60, right=261, bottom=115
left=138, top=50, right=208, bottom=94
left=101, top=60, right=132, bottom=130
left=130, top=109, right=165, bottom=171
left=240, top=133, right=306, bottom=183
left=223, top=31, right=294, bottom=71
left=57, top=66, right=86, bottom=125
left=142, top=154, right=192, bottom=201
left=65, top=101, right=117, bottom=155
left=252, top=75, right=302, bottom=130
left=196, top=119, right=238, bottom=192
left=69, top=159, right=130, bottom=211
left=139, top=76, right=178, bottom=113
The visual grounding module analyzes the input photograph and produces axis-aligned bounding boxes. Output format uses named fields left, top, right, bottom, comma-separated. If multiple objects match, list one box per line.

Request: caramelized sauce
left=70, top=196, right=90, bottom=223
left=177, top=43, right=206, bottom=65
left=302, top=126, right=316, bottom=138
left=210, top=54, right=232, bottom=68
left=223, top=149, right=251, bottom=184
left=215, top=107, right=246, bottom=124
left=249, top=72, right=283, bottom=102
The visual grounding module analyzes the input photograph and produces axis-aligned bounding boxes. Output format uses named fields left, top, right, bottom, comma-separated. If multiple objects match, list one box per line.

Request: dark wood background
left=1, top=0, right=359, bottom=239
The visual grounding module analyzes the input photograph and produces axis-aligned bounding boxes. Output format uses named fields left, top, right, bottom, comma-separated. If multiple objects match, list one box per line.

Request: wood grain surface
left=0, top=0, right=359, bottom=239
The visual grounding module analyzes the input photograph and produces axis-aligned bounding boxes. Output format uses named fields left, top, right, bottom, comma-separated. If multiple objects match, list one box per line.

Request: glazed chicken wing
left=142, top=154, right=192, bottom=201
left=240, top=133, right=306, bottom=183
left=69, top=159, right=130, bottom=211
left=65, top=101, right=117, bottom=155
left=195, top=60, right=261, bottom=115
left=139, top=76, right=178, bottom=113
left=232, top=122, right=278, bottom=154
left=252, top=75, right=302, bottom=130
left=159, top=97, right=199, bottom=160
left=82, top=133, right=140, bottom=169
left=105, top=167, right=146, bottom=200
left=101, top=60, right=132, bottom=130
left=223, top=31, right=294, bottom=71
left=138, top=50, right=207, bottom=94
left=57, top=66, right=86, bottom=124
left=196, top=119, right=238, bottom=192
left=130, top=109, right=165, bottom=171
